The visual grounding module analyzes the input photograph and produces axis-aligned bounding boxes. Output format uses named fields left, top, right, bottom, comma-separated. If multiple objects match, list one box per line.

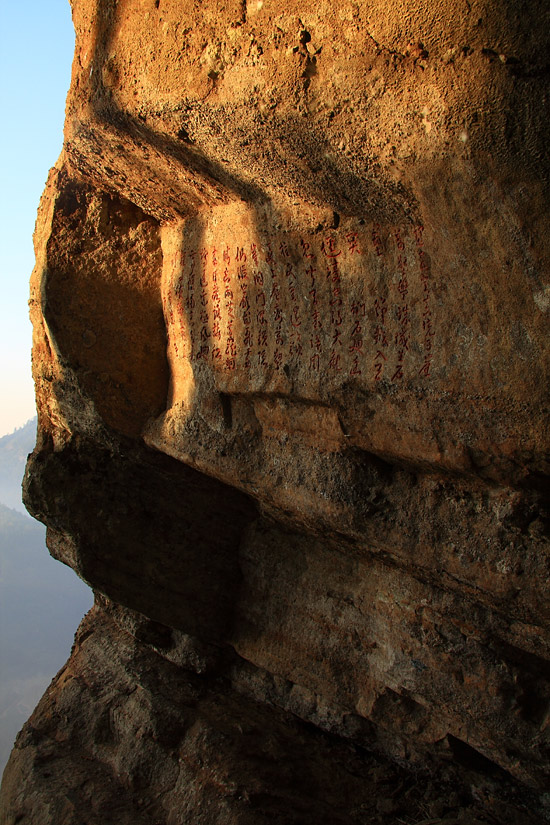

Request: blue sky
left=0, top=1, right=75, bottom=436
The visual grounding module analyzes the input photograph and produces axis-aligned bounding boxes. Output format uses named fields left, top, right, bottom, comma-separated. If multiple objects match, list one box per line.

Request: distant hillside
left=0, top=419, right=37, bottom=514
left=0, top=497, right=93, bottom=775
left=0, top=501, right=92, bottom=681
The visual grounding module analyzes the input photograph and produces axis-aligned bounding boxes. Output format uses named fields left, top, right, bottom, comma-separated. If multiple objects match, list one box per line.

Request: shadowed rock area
left=1, top=0, right=549, bottom=822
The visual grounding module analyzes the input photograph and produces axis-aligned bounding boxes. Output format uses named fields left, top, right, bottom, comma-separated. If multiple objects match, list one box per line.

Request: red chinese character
left=322, top=237, right=341, bottom=258
left=301, top=238, right=314, bottom=259
left=419, top=359, right=432, bottom=377
left=329, top=258, right=341, bottom=284
left=350, top=355, right=362, bottom=375
left=395, top=331, right=410, bottom=351
left=398, top=277, right=408, bottom=297
left=346, top=232, right=361, bottom=254
left=391, top=363, right=404, bottom=381
left=311, top=333, right=322, bottom=352
left=374, top=298, right=387, bottom=325
left=328, top=351, right=342, bottom=371
left=305, top=265, right=317, bottom=286
left=310, top=353, right=320, bottom=371
left=372, top=225, right=383, bottom=256
left=396, top=304, right=410, bottom=324
left=235, top=247, right=247, bottom=261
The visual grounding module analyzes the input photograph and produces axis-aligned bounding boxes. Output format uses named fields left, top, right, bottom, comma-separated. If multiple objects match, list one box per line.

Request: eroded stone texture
left=1, top=0, right=549, bottom=821
left=1, top=604, right=545, bottom=825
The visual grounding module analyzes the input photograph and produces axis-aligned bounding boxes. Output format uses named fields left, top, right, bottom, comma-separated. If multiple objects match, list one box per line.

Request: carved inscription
left=166, top=223, right=435, bottom=384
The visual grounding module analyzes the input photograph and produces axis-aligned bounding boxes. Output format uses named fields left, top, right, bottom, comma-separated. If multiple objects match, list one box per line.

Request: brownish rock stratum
left=1, top=0, right=549, bottom=822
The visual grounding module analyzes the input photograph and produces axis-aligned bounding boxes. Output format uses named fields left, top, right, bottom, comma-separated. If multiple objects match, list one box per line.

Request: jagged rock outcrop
left=1, top=0, right=549, bottom=822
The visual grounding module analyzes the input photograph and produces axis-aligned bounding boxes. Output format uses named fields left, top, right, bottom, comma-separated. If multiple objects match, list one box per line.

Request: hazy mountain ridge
left=0, top=419, right=37, bottom=514
left=0, top=422, right=92, bottom=777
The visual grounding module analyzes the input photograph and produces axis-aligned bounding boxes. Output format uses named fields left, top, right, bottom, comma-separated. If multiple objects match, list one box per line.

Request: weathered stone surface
left=1, top=604, right=545, bottom=825
left=1, top=0, right=549, bottom=821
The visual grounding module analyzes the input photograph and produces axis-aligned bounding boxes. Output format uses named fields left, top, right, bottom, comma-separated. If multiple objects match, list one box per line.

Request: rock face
left=1, top=0, right=549, bottom=822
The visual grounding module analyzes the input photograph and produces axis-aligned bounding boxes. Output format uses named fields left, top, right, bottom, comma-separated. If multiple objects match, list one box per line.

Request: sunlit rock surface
left=1, top=0, right=549, bottom=822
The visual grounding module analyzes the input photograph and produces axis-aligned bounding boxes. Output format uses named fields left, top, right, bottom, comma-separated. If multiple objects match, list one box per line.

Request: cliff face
left=1, top=0, right=550, bottom=822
